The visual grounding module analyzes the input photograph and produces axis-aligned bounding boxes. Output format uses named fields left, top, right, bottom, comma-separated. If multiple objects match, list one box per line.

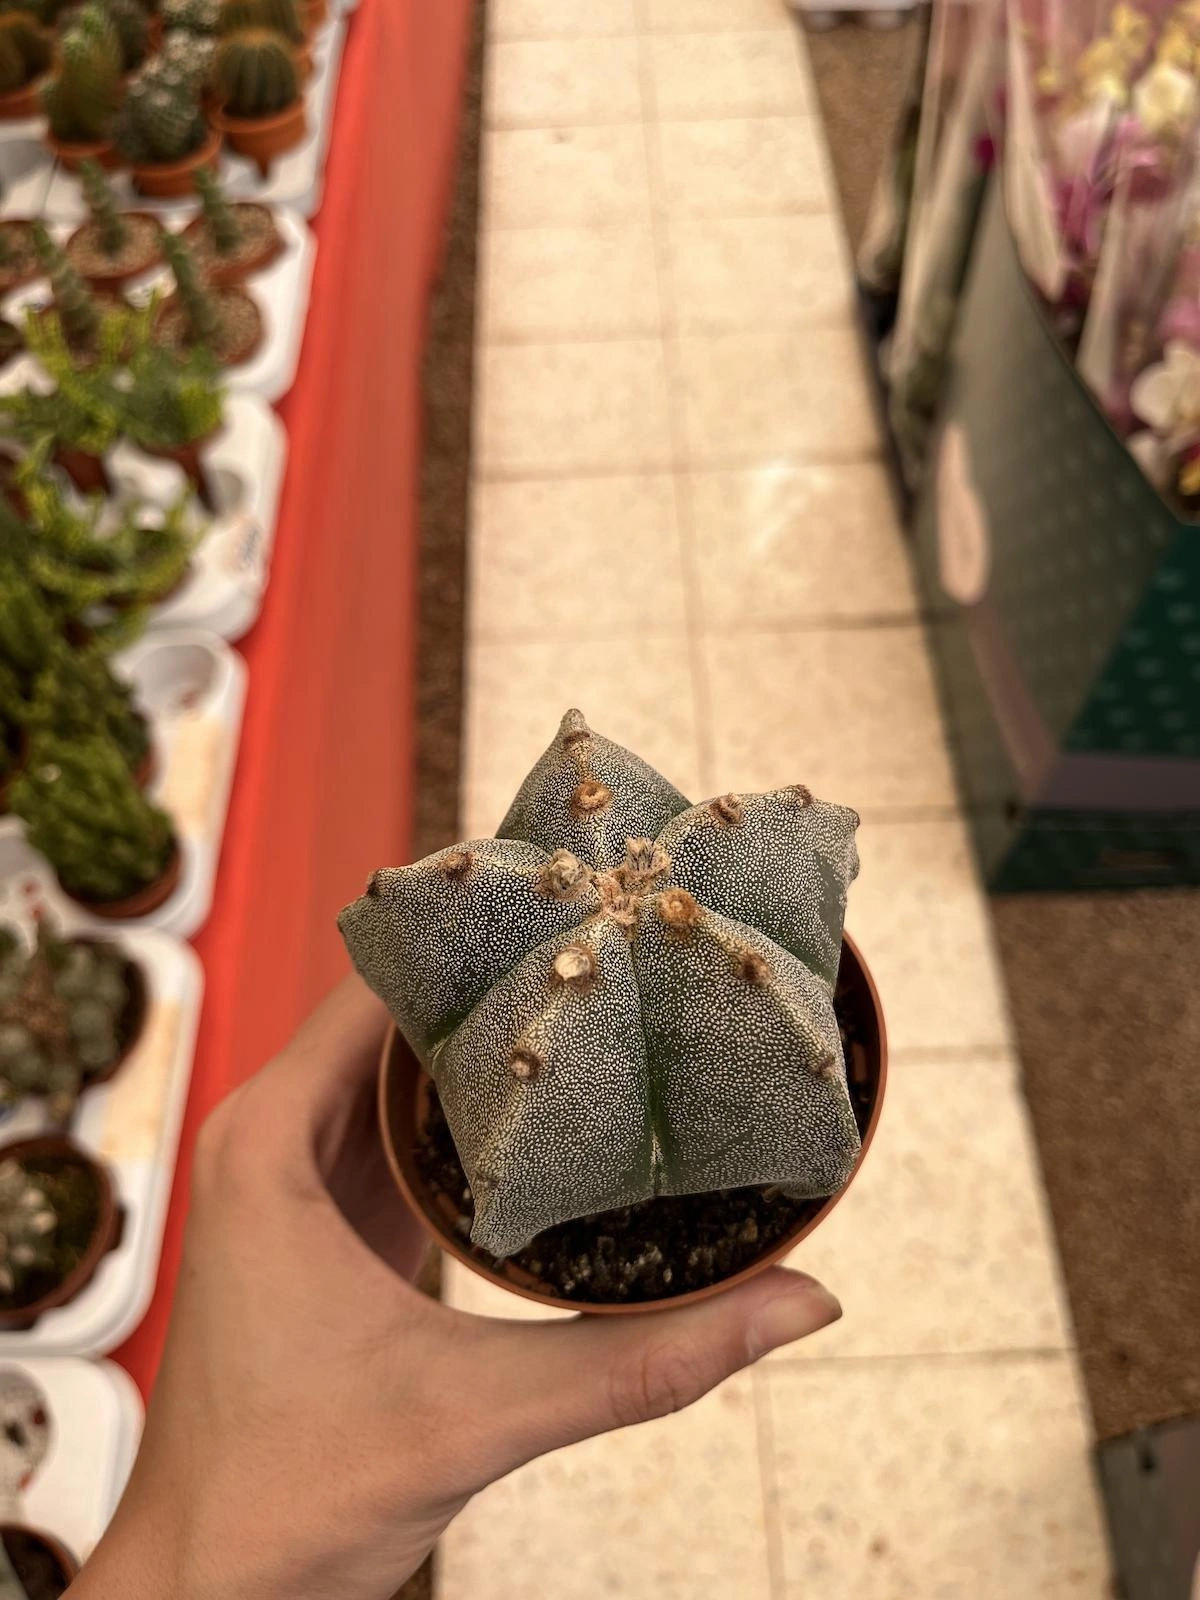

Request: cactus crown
left=340, top=709, right=864, bottom=1258
left=212, top=26, right=298, bottom=116
left=160, top=229, right=220, bottom=346
left=79, top=158, right=126, bottom=257
left=0, top=1159, right=57, bottom=1297
left=31, top=221, right=101, bottom=350
left=116, top=56, right=208, bottom=163
left=100, top=0, right=149, bottom=70
left=0, top=13, right=49, bottom=94
left=11, top=732, right=175, bottom=904
left=40, top=3, right=120, bottom=143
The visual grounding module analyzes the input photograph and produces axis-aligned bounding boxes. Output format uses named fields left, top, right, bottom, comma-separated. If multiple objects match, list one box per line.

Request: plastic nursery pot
left=66, top=210, right=162, bottom=295
left=0, top=1525, right=79, bottom=1597
left=52, top=446, right=112, bottom=498
left=61, top=836, right=182, bottom=922
left=0, top=76, right=47, bottom=121
left=379, top=932, right=888, bottom=1317
left=0, top=1136, right=122, bottom=1333
left=46, top=134, right=121, bottom=174
left=211, top=99, right=306, bottom=180
left=130, top=126, right=221, bottom=199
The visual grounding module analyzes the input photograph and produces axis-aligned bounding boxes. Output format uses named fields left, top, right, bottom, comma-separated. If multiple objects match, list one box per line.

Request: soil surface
left=183, top=203, right=282, bottom=279
left=156, top=287, right=263, bottom=367
left=2, top=1530, right=73, bottom=1600
left=0, top=220, right=37, bottom=295
left=415, top=977, right=874, bottom=1305
left=0, top=1157, right=102, bottom=1315
left=65, top=214, right=162, bottom=283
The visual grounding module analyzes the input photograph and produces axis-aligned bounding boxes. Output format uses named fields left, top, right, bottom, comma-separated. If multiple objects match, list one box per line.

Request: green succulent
left=11, top=732, right=175, bottom=906
left=340, top=709, right=863, bottom=1258
left=116, top=56, right=208, bottom=164
left=40, top=1, right=121, bottom=142
left=0, top=12, right=50, bottom=95
left=27, top=643, right=150, bottom=774
left=0, top=1157, right=57, bottom=1297
left=121, top=339, right=224, bottom=450
left=31, top=222, right=101, bottom=351
left=212, top=25, right=298, bottom=116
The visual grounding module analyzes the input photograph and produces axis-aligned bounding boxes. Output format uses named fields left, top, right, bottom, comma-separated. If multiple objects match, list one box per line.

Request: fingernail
left=747, top=1284, right=842, bottom=1360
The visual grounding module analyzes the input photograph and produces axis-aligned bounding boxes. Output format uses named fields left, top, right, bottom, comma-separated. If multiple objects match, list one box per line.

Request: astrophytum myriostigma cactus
left=340, top=710, right=862, bottom=1259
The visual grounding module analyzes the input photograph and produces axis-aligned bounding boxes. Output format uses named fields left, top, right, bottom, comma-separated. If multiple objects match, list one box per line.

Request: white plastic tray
left=0, top=1358, right=141, bottom=1561
left=0, top=844, right=203, bottom=1355
left=0, top=128, right=53, bottom=219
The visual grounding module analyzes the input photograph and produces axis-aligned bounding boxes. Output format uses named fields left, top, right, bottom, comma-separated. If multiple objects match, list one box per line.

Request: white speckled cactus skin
left=339, top=709, right=862, bottom=1259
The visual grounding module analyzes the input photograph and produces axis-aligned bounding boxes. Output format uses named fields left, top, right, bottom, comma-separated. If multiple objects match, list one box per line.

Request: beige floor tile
left=655, top=116, right=834, bottom=217
left=648, top=30, right=810, bottom=118
left=688, top=463, right=917, bottom=623
left=673, top=327, right=879, bottom=464
left=844, top=817, right=1014, bottom=1054
left=470, top=475, right=686, bottom=639
left=763, top=1357, right=1112, bottom=1598
left=439, top=1374, right=773, bottom=1600
left=443, top=1257, right=573, bottom=1321
left=476, top=341, right=672, bottom=477
left=775, top=1055, right=1072, bottom=1359
left=644, top=0, right=791, bottom=28
left=666, top=213, right=851, bottom=331
left=490, top=0, right=638, bottom=37
left=480, top=225, right=661, bottom=341
left=462, top=635, right=705, bottom=835
left=486, top=37, right=642, bottom=128
left=484, top=125, right=651, bottom=228
left=703, top=626, right=955, bottom=810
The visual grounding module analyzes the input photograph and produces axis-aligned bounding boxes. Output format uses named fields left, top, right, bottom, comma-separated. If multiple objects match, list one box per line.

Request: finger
left=447, top=1267, right=841, bottom=1484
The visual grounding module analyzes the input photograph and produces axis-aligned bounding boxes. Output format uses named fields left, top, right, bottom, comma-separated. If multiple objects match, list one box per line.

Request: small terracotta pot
left=46, top=133, right=121, bottom=173
left=0, top=1525, right=79, bottom=1593
left=129, top=126, right=220, bottom=199
left=65, top=209, right=162, bottom=295
left=139, top=428, right=222, bottom=511
left=380, top=933, right=888, bottom=1316
left=211, top=99, right=306, bottom=179
left=75, top=945, right=148, bottom=1092
left=0, top=75, right=47, bottom=121
left=62, top=837, right=182, bottom=921
left=0, top=1136, right=122, bottom=1332
left=53, top=445, right=112, bottom=498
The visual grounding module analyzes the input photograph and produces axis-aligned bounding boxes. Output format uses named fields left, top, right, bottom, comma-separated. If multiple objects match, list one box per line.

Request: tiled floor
left=444, top=1, right=1114, bottom=1593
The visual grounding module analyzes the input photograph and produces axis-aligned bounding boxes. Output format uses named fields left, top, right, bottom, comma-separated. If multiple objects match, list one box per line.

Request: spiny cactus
left=212, top=26, right=297, bottom=116
left=11, top=733, right=176, bottom=906
left=0, top=12, right=50, bottom=94
left=31, top=223, right=100, bottom=350
left=78, top=158, right=125, bottom=257
left=0, top=1159, right=57, bottom=1297
left=27, top=644, right=149, bottom=775
left=340, top=709, right=863, bottom=1258
left=41, top=2, right=120, bottom=143
left=116, top=56, right=208, bottom=163
left=160, top=229, right=219, bottom=345
left=161, top=0, right=217, bottom=31
left=194, top=164, right=241, bottom=254
left=99, top=0, right=149, bottom=69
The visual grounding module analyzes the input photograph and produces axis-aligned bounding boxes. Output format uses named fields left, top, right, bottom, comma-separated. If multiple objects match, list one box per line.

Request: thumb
left=461, top=1267, right=841, bottom=1479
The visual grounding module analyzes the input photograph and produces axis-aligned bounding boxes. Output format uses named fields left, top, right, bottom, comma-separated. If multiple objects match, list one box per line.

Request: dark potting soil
left=0, top=1158, right=101, bottom=1314
left=414, top=982, right=874, bottom=1305
left=2, top=1530, right=73, bottom=1600
left=183, top=204, right=281, bottom=277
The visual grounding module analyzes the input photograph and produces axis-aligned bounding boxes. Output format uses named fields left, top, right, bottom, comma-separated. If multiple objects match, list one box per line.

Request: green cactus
left=40, top=3, right=121, bottom=143
left=159, top=26, right=213, bottom=86
left=0, top=554, right=59, bottom=689
left=340, top=709, right=863, bottom=1259
left=194, top=165, right=240, bottom=254
left=161, top=0, right=217, bottom=31
left=0, top=306, right=128, bottom=457
left=160, top=229, right=219, bottom=345
left=78, top=159, right=125, bottom=257
left=116, top=56, right=208, bottom=164
left=212, top=26, right=298, bottom=116
left=11, top=733, right=175, bottom=906
left=0, top=12, right=49, bottom=94
left=31, top=222, right=100, bottom=351
left=121, top=338, right=224, bottom=449
left=0, top=1159, right=57, bottom=1298
left=27, top=644, right=150, bottom=775
left=100, top=0, right=148, bottom=69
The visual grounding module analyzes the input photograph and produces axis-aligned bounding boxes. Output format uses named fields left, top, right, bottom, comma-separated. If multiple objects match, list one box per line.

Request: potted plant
left=183, top=162, right=282, bottom=282
left=0, top=1137, right=120, bottom=1329
left=29, top=223, right=111, bottom=362
left=26, top=642, right=152, bottom=782
left=11, top=732, right=181, bottom=918
left=0, top=218, right=39, bottom=295
left=40, top=1, right=121, bottom=168
left=209, top=28, right=305, bottom=177
left=156, top=228, right=262, bottom=365
left=101, top=0, right=150, bottom=72
left=121, top=338, right=224, bottom=507
left=2, top=308, right=128, bottom=494
left=64, top=159, right=163, bottom=294
left=217, top=0, right=308, bottom=75
left=342, top=710, right=887, bottom=1313
left=115, top=55, right=219, bottom=196
left=0, top=12, right=51, bottom=120
left=0, top=1526, right=78, bottom=1598
left=0, top=916, right=147, bottom=1123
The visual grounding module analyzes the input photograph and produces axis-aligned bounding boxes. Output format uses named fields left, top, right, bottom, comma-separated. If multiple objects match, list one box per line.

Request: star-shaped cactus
left=339, top=710, right=862, bottom=1258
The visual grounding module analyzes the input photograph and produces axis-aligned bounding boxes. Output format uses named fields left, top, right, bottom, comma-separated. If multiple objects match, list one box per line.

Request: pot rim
left=62, top=835, right=182, bottom=921
left=130, top=126, right=221, bottom=189
left=0, top=1523, right=80, bottom=1586
left=378, top=931, right=888, bottom=1316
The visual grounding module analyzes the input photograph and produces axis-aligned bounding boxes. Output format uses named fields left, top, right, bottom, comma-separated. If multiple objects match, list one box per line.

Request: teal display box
left=913, top=183, right=1200, bottom=890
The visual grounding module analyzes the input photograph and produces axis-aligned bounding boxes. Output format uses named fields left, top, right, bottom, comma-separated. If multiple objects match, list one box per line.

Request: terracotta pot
left=211, top=99, right=305, bottom=179
left=302, top=0, right=328, bottom=32
left=182, top=207, right=285, bottom=285
left=296, top=40, right=314, bottom=80
left=0, top=1525, right=79, bottom=1593
left=53, top=445, right=112, bottom=498
left=139, top=429, right=222, bottom=511
left=46, top=133, right=121, bottom=173
left=0, top=76, right=47, bottom=121
left=129, top=126, right=220, bottom=199
left=380, top=933, right=888, bottom=1316
left=62, top=837, right=182, bottom=921
left=66, top=209, right=162, bottom=296
left=0, top=1136, right=122, bottom=1332
left=75, top=944, right=148, bottom=1092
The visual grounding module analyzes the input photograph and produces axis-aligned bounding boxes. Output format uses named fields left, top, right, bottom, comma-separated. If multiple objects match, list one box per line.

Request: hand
left=75, top=977, right=843, bottom=1600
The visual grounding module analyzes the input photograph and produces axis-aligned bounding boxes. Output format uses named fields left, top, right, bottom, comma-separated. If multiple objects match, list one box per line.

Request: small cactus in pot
left=0, top=1137, right=117, bottom=1324
left=342, top=710, right=872, bottom=1274
left=40, top=2, right=121, bottom=160
left=116, top=54, right=217, bottom=195
left=0, top=12, right=51, bottom=117
left=26, top=643, right=151, bottom=779
left=182, top=165, right=282, bottom=283
left=65, top=160, right=164, bottom=293
left=211, top=26, right=305, bottom=176
left=156, top=228, right=264, bottom=367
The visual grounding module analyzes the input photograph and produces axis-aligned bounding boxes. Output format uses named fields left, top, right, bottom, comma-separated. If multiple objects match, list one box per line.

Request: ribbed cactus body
left=213, top=26, right=298, bottom=116
left=102, top=0, right=149, bottom=70
left=341, top=709, right=863, bottom=1258
left=41, top=6, right=121, bottom=142
left=0, top=13, right=48, bottom=94
left=160, top=229, right=220, bottom=345
left=0, top=1160, right=57, bottom=1297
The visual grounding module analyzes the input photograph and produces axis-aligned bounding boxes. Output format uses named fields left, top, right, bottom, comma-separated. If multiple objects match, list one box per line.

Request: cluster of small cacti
left=0, top=1159, right=57, bottom=1298
left=116, top=55, right=209, bottom=163
left=31, top=223, right=101, bottom=350
left=41, top=2, right=121, bottom=143
left=212, top=25, right=298, bottom=116
left=341, top=710, right=863, bottom=1258
left=0, top=12, right=51, bottom=95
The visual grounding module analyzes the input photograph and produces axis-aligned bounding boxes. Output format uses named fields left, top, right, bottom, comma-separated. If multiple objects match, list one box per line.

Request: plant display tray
left=0, top=129, right=53, bottom=219
left=0, top=846, right=203, bottom=1355
left=0, top=1357, right=141, bottom=1561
